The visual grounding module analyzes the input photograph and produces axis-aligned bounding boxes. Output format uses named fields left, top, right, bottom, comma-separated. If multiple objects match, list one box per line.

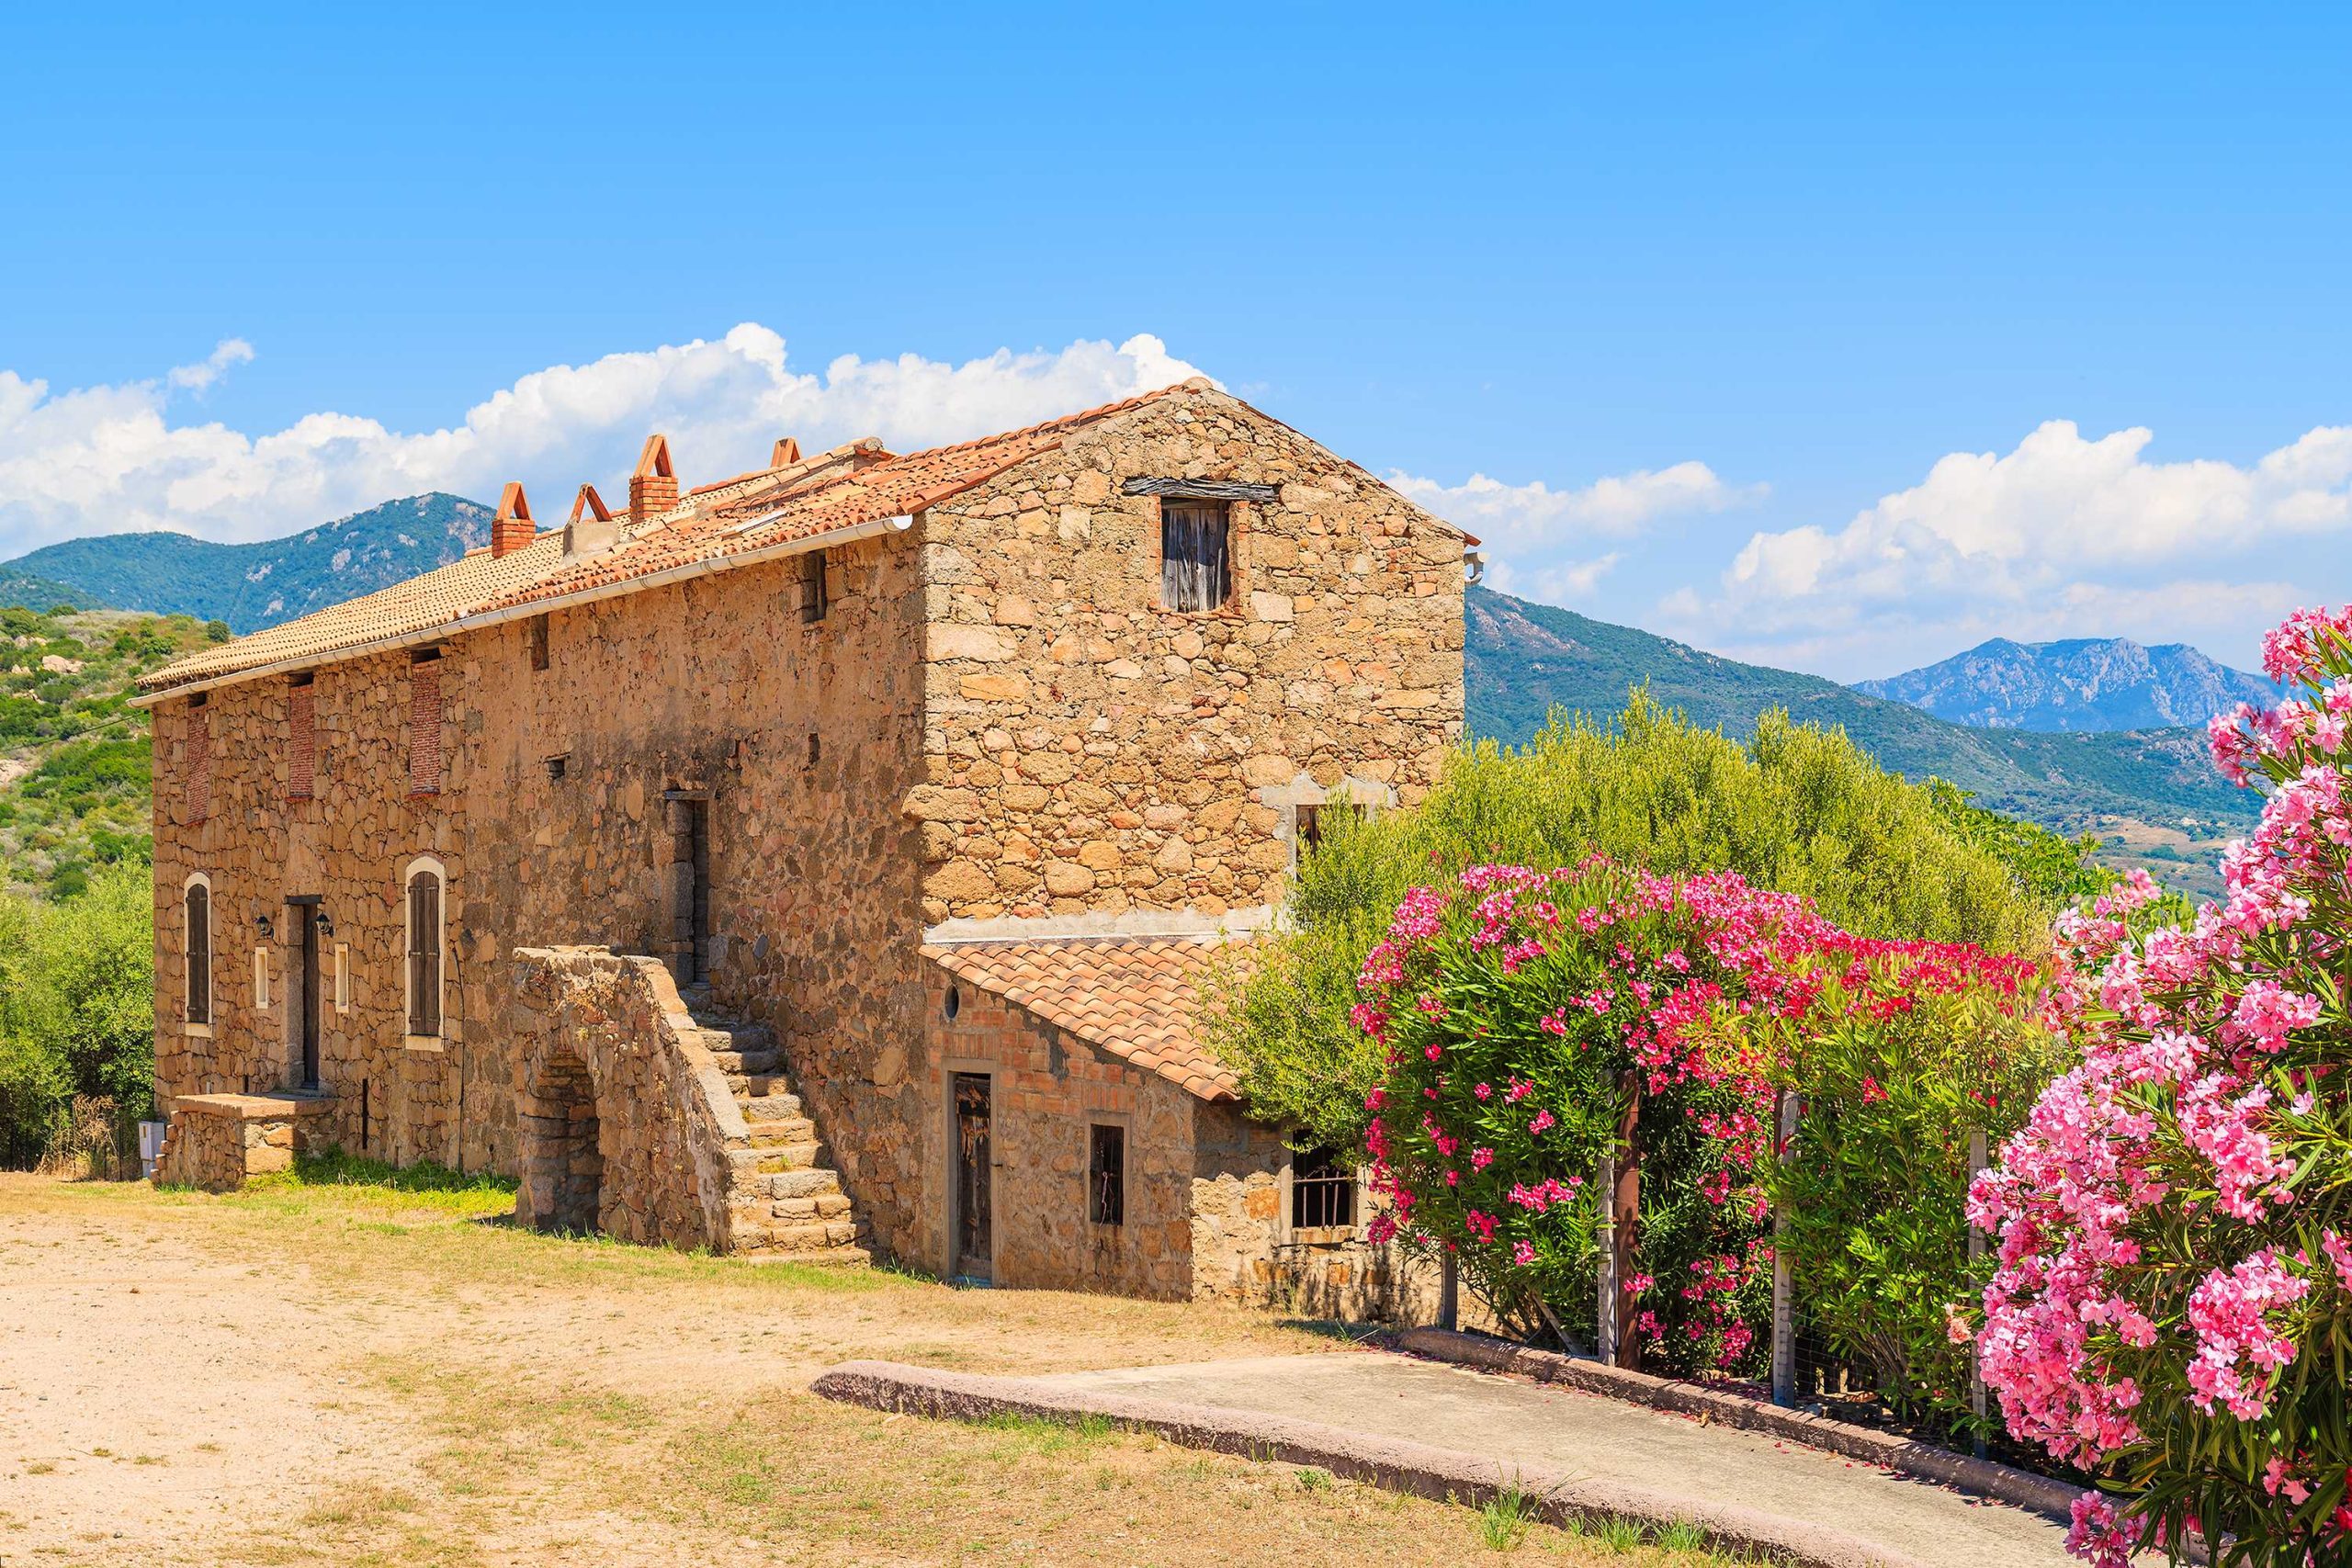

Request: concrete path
left=1012, top=1353, right=2075, bottom=1567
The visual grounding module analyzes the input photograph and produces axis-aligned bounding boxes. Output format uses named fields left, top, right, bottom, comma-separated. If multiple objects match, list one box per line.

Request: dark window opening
left=184, top=885, right=210, bottom=1025
left=1090, top=1124, right=1125, bottom=1226
left=526, top=615, right=550, bottom=672
left=411, top=647, right=441, bottom=664
left=406, top=871, right=442, bottom=1036
left=1295, top=801, right=1363, bottom=855
left=944, top=985, right=961, bottom=1021
left=1160, top=501, right=1231, bottom=613
left=1292, top=1146, right=1358, bottom=1230
left=799, top=549, right=828, bottom=624
left=544, top=754, right=569, bottom=782
left=807, top=732, right=820, bottom=769
left=187, top=692, right=209, bottom=709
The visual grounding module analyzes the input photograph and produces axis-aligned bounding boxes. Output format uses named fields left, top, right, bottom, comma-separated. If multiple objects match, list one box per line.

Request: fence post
left=1969, top=1125, right=1988, bottom=1458
left=1770, top=1091, right=1800, bottom=1407
left=1595, top=1149, right=1617, bottom=1364
left=1609, top=1068, right=1643, bottom=1370
left=1438, top=1251, right=1459, bottom=1333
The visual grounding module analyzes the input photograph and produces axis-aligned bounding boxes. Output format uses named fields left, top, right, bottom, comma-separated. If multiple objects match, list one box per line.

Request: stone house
left=136, top=379, right=1474, bottom=1313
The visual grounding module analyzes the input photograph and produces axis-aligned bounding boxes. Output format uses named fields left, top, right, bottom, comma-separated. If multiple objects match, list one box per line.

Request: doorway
left=288, top=896, right=322, bottom=1090
left=952, top=1073, right=992, bottom=1281
left=663, top=793, right=711, bottom=984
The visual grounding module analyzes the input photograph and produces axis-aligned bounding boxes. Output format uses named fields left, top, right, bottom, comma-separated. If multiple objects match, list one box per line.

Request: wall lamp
left=254, top=912, right=274, bottom=940
left=314, top=909, right=334, bottom=940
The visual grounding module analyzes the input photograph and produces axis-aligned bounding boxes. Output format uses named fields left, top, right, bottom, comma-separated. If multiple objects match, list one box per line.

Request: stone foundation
left=153, top=1093, right=334, bottom=1192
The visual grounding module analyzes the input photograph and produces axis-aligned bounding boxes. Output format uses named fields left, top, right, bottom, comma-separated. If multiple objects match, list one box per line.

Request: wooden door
left=953, top=1073, right=991, bottom=1280
left=297, top=908, right=321, bottom=1090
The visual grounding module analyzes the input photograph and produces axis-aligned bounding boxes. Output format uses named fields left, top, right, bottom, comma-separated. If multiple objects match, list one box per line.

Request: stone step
left=741, top=1072, right=795, bottom=1099
left=709, top=1047, right=779, bottom=1076
left=733, top=1243, right=873, bottom=1269
left=755, top=1141, right=829, bottom=1174
left=745, top=1116, right=816, bottom=1145
left=765, top=1191, right=855, bottom=1222
left=739, top=1090, right=803, bottom=1119
left=744, top=1218, right=864, bottom=1251
left=759, top=1167, right=842, bottom=1201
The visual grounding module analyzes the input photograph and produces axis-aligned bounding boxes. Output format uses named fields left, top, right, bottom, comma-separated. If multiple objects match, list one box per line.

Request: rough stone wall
left=151, top=533, right=931, bottom=1239
left=1189, top=1102, right=1443, bottom=1322
left=469, top=536, right=931, bottom=1251
left=150, top=646, right=479, bottom=1169
left=150, top=1105, right=258, bottom=1191
left=918, top=964, right=1198, bottom=1297
left=912, top=385, right=1467, bottom=930
left=506, top=947, right=752, bottom=1248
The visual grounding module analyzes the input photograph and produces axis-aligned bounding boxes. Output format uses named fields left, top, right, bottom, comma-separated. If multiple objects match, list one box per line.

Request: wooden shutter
left=407, top=873, right=441, bottom=1035
left=1160, top=502, right=1231, bottom=612
left=185, top=886, right=209, bottom=1024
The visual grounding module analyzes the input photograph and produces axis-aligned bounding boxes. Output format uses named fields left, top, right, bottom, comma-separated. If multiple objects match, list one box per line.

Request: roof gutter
left=130, top=513, right=917, bottom=709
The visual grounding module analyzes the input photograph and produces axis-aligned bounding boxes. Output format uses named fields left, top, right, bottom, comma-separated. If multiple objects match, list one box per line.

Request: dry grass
left=0, top=1173, right=1728, bottom=1567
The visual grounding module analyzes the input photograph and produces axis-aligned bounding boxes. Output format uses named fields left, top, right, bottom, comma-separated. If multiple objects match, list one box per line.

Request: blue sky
left=3, top=3, right=2348, bottom=679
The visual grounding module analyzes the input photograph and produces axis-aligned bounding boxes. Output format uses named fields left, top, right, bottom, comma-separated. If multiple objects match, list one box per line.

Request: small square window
left=799, top=549, right=828, bottom=624
left=544, top=753, right=569, bottom=782
left=1160, top=501, right=1230, bottom=613
left=1292, top=1146, right=1358, bottom=1231
left=1295, top=801, right=1363, bottom=856
left=1089, top=1124, right=1125, bottom=1226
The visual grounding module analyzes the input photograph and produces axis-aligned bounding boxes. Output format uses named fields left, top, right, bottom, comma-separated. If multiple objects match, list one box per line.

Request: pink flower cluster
left=1969, top=604, right=2352, bottom=1563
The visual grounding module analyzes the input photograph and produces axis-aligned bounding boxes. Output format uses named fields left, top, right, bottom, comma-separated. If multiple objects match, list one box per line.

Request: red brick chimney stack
left=491, top=482, right=536, bottom=558
left=629, top=434, right=678, bottom=527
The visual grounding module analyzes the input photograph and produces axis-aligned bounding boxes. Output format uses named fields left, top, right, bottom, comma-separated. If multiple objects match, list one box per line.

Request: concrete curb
left=1389, top=1328, right=2081, bottom=1525
left=812, top=1359, right=1929, bottom=1568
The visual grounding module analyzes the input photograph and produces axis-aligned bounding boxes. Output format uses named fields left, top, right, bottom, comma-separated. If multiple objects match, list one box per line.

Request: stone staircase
left=677, top=984, right=872, bottom=1266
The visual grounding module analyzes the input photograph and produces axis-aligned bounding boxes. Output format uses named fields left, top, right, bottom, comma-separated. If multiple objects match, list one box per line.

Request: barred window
left=1291, top=1146, right=1358, bottom=1231
left=1295, top=801, right=1363, bottom=856
left=1089, top=1124, right=1125, bottom=1226
left=1160, top=501, right=1230, bottom=613
left=405, top=862, right=443, bottom=1038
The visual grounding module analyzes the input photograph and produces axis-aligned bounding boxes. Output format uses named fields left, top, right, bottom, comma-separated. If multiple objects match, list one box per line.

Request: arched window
left=182, top=874, right=213, bottom=1031
left=403, top=857, right=446, bottom=1040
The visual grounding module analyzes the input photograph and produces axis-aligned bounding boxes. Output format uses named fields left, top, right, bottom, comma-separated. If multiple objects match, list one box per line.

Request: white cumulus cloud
left=1390, top=460, right=1757, bottom=605
left=0, top=326, right=1207, bottom=555
left=1675, top=418, right=2352, bottom=678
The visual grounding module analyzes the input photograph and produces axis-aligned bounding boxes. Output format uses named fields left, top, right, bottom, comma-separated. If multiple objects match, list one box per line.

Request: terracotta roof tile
left=142, top=383, right=1197, bottom=698
left=922, top=935, right=1255, bottom=1101
left=137, top=531, right=571, bottom=693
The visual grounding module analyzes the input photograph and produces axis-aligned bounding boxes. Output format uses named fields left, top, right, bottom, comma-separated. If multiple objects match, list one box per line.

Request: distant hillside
left=1465, top=587, right=2257, bottom=843
left=1, top=493, right=493, bottom=634
left=1856, top=636, right=2278, bottom=731
left=0, top=567, right=103, bottom=615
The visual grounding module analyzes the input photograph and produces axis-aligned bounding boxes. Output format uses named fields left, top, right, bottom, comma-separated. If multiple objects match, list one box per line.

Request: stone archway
left=517, top=1045, right=604, bottom=1235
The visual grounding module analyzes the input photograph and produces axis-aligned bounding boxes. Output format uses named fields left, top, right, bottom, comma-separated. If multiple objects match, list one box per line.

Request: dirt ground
left=0, top=1173, right=1718, bottom=1568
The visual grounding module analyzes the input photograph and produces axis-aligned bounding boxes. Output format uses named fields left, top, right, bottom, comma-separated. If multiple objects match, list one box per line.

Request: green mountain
left=1466, top=586, right=2257, bottom=844
left=0, top=494, right=494, bottom=634
left=0, top=567, right=104, bottom=615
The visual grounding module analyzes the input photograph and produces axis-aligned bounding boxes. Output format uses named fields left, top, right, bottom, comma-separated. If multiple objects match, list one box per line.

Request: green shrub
left=1208, top=696, right=2056, bottom=1157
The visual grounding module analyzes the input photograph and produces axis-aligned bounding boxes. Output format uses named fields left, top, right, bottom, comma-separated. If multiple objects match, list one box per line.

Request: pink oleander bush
left=1355, top=855, right=2039, bottom=1384
left=1963, top=607, right=2352, bottom=1567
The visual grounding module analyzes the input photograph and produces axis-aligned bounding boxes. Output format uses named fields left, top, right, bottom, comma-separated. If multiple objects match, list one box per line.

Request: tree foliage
left=1207, top=695, right=2064, bottom=1157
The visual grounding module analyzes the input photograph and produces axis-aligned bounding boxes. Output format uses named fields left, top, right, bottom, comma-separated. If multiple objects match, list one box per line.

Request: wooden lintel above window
left=1121, top=477, right=1279, bottom=503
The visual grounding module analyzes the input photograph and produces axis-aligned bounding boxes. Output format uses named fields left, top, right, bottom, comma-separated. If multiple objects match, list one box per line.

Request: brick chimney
left=492, top=482, right=536, bottom=558
left=565, top=482, right=617, bottom=558
left=629, top=434, right=678, bottom=526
